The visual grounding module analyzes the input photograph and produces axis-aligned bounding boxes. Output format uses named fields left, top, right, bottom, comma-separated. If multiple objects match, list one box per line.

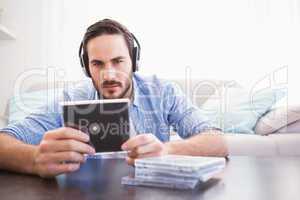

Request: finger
left=44, top=127, right=89, bottom=143
left=121, top=134, right=155, bottom=150
left=125, top=156, right=135, bottom=166
left=40, top=139, right=95, bottom=154
left=127, top=148, right=138, bottom=158
left=37, top=152, right=86, bottom=164
left=46, top=162, right=80, bottom=176
left=135, top=142, right=163, bottom=155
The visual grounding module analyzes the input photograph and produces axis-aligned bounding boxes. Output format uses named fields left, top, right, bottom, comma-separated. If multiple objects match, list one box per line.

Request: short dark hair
left=82, top=19, right=134, bottom=61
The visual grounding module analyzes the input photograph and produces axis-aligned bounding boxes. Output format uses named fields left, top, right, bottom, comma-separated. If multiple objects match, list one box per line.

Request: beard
left=91, top=74, right=133, bottom=100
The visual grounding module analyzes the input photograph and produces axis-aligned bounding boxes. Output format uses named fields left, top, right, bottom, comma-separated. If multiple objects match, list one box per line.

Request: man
left=0, top=19, right=228, bottom=178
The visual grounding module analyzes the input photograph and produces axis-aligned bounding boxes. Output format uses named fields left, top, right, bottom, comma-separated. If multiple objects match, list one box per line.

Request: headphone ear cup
left=82, top=53, right=91, bottom=77
left=79, top=42, right=91, bottom=78
left=132, top=47, right=139, bottom=72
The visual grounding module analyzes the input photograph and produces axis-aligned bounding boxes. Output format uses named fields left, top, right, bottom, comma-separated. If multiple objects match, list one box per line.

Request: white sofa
left=172, top=79, right=300, bottom=156
left=1, top=78, right=300, bottom=156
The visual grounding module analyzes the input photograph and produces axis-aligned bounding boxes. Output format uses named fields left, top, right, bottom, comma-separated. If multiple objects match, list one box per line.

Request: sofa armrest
left=269, top=133, right=300, bottom=156
left=225, top=133, right=277, bottom=156
left=170, top=132, right=300, bottom=156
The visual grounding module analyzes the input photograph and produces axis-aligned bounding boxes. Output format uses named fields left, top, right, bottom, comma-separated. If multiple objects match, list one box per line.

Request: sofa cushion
left=200, top=87, right=286, bottom=134
left=255, top=98, right=300, bottom=135
left=276, top=120, right=300, bottom=133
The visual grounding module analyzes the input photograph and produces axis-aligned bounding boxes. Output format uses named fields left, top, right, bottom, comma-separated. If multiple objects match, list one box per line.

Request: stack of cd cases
left=122, top=155, right=226, bottom=190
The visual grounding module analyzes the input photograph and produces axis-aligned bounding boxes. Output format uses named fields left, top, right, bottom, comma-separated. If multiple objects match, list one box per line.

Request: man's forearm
left=0, top=133, right=37, bottom=174
left=166, top=132, right=228, bottom=157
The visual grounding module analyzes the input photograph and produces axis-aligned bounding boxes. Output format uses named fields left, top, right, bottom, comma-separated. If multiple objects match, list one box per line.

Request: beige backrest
left=2, top=78, right=238, bottom=127
left=167, top=79, right=238, bottom=107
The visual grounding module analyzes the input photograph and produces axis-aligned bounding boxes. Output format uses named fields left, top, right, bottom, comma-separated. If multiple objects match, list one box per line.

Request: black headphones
left=78, top=32, right=141, bottom=78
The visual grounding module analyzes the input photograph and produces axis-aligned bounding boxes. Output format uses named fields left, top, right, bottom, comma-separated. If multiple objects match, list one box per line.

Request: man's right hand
left=32, top=127, right=95, bottom=178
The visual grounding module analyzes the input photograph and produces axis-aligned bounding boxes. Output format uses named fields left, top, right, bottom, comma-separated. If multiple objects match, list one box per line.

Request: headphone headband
left=79, top=32, right=141, bottom=77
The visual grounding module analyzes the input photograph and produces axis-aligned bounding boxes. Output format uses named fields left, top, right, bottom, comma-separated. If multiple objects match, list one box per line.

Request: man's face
left=87, top=34, right=133, bottom=99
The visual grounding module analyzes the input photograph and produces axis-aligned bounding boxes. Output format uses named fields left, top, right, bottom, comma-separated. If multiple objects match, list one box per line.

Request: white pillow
left=254, top=98, right=300, bottom=135
left=200, top=87, right=286, bottom=134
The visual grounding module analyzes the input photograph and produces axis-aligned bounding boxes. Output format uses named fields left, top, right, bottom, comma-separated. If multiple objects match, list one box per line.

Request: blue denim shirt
left=0, top=74, right=214, bottom=145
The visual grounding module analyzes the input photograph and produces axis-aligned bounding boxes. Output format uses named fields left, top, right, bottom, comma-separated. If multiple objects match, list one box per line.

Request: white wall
left=0, top=0, right=300, bottom=118
left=0, top=0, right=67, bottom=119
left=0, top=0, right=47, bottom=118
left=60, top=0, right=300, bottom=76
left=59, top=0, right=300, bottom=92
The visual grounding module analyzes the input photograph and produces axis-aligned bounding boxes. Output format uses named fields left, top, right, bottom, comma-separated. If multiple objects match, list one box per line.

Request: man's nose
left=101, top=66, right=117, bottom=81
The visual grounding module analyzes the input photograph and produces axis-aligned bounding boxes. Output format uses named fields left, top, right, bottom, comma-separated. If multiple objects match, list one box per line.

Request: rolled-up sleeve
left=0, top=79, right=95, bottom=145
left=0, top=106, right=63, bottom=145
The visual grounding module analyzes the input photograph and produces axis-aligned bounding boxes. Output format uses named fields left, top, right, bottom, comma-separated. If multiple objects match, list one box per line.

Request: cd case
left=122, top=155, right=226, bottom=190
left=61, top=99, right=130, bottom=152
left=121, top=175, right=199, bottom=190
left=135, top=165, right=225, bottom=182
left=135, top=155, right=226, bottom=172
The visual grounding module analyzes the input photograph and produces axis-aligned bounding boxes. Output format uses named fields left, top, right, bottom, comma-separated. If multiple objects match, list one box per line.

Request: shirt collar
left=132, top=74, right=142, bottom=108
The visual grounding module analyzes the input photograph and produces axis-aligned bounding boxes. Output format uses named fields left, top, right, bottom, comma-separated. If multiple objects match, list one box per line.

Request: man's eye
left=92, top=62, right=101, bottom=66
left=115, top=59, right=123, bottom=64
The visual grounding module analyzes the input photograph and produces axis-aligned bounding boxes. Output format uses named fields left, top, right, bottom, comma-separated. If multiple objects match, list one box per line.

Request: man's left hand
left=121, top=134, right=169, bottom=165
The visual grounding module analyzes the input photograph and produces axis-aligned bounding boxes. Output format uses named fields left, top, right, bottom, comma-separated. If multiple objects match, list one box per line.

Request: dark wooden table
left=0, top=157, right=300, bottom=200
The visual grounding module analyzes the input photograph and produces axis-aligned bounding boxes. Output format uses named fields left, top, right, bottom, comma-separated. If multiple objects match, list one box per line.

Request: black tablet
left=61, top=99, right=130, bottom=152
